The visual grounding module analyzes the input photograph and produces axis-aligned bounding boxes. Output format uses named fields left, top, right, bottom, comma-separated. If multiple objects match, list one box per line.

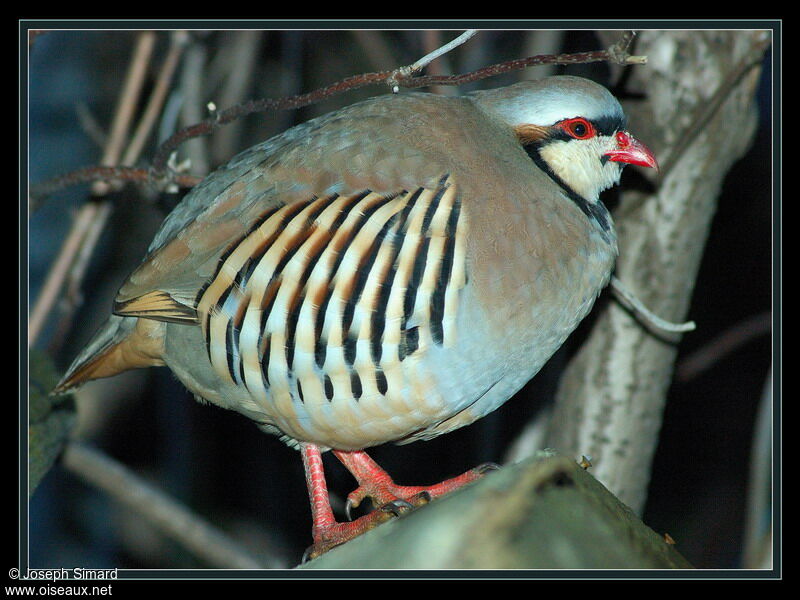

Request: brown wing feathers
left=113, top=290, right=198, bottom=323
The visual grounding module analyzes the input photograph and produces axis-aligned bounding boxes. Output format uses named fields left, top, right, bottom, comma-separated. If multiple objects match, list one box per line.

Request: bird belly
left=163, top=282, right=509, bottom=450
left=163, top=318, right=469, bottom=450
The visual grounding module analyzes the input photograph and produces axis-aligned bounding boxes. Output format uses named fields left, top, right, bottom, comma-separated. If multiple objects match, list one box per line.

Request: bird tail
left=53, top=314, right=166, bottom=394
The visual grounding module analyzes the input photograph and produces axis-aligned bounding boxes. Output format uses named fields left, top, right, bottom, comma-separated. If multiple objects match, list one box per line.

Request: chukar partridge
left=55, top=75, right=657, bottom=558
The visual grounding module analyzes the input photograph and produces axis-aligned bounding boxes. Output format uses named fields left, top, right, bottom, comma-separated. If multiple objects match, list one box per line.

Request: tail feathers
left=53, top=315, right=166, bottom=394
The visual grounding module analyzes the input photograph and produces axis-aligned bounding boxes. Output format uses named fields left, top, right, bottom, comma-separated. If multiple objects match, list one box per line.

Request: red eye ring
left=559, top=117, right=595, bottom=140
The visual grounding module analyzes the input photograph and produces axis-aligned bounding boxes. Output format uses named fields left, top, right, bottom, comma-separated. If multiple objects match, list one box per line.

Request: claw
left=345, top=486, right=370, bottom=512
left=413, top=490, right=432, bottom=504
left=344, top=493, right=386, bottom=521
left=302, top=508, right=400, bottom=562
left=380, top=498, right=415, bottom=516
left=475, top=462, right=501, bottom=474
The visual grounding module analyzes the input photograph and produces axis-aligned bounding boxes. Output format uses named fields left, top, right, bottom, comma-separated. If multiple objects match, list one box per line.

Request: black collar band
left=524, top=143, right=613, bottom=241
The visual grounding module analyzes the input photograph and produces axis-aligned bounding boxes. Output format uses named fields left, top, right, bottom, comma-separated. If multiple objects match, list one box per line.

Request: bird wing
left=115, top=172, right=469, bottom=417
left=113, top=92, right=472, bottom=320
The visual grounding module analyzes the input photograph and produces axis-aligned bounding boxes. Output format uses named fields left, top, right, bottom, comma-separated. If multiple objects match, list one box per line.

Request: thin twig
left=62, top=441, right=276, bottom=569
left=611, top=276, right=696, bottom=335
left=148, top=31, right=644, bottom=176
left=413, top=29, right=478, bottom=72
left=392, top=29, right=477, bottom=88
left=122, top=31, right=189, bottom=168
left=92, top=32, right=157, bottom=195
left=149, top=70, right=388, bottom=174
left=418, top=31, right=458, bottom=96
left=75, top=102, right=108, bottom=150
left=30, top=166, right=201, bottom=201
left=32, top=31, right=648, bottom=204
left=29, top=33, right=156, bottom=346
left=41, top=36, right=192, bottom=355
left=403, top=48, right=643, bottom=89
left=675, top=311, right=771, bottom=382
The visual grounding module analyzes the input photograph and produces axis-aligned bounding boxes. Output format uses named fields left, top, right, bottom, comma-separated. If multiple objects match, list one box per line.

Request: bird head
left=470, top=76, right=658, bottom=204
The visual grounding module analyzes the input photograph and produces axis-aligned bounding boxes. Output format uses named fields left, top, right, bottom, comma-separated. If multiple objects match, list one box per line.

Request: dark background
left=27, top=28, right=774, bottom=570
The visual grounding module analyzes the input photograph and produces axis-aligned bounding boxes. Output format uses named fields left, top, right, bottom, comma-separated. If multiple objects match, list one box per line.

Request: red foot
left=300, top=443, right=499, bottom=561
left=303, top=501, right=412, bottom=560
left=334, top=450, right=499, bottom=513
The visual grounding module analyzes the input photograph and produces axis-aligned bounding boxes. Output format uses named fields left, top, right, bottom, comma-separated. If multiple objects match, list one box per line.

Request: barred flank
left=195, top=177, right=467, bottom=406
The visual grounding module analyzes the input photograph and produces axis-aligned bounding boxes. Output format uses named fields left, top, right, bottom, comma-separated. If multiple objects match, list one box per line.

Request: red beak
left=604, top=131, right=659, bottom=171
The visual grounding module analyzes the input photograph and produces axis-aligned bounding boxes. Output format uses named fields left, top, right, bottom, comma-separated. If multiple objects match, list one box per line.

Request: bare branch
left=63, top=442, right=278, bottom=569
left=30, top=32, right=189, bottom=350
left=611, top=276, right=696, bottom=335
left=675, top=311, right=771, bottom=382
left=122, top=31, right=189, bottom=168
left=30, top=166, right=201, bottom=201
left=31, top=31, right=647, bottom=207
left=415, top=31, right=460, bottom=96
left=92, top=32, right=157, bottom=196
left=606, top=30, right=646, bottom=65
left=391, top=29, right=478, bottom=89
left=29, top=33, right=157, bottom=346
left=399, top=32, right=645, bottom=89
left=147, top=30, right=645, bottom=176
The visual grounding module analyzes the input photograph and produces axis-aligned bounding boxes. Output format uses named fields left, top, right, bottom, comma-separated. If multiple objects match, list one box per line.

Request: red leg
left=299, top=443, right=401, bottom=559
left=300, top=444, right=498, bottom=559
left=333, top=449, right=498, bottom=513
left=300, top=442, right=336, bottom=537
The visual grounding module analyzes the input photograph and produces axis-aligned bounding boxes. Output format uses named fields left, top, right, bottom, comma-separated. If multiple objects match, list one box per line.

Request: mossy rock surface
left=29, top=349, right=76, bottom=496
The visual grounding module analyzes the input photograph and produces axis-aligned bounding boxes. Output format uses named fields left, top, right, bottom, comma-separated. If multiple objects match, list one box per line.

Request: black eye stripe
left=549, top=114, right=626, bottom=141
left=587, top=114, right=626, bottom=137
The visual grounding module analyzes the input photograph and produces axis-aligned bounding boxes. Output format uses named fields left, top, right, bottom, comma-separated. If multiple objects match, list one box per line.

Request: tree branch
left=30, top=30, right=647, bottom=203
left=62, top=442, right=279, bottom=569
left=300, top=454, right=693, bottom=569
left=29, top=32, right=157, bottom=346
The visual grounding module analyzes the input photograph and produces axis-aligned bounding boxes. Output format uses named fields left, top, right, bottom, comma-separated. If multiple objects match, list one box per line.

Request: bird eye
left=559, top=118, right=595, bottom=140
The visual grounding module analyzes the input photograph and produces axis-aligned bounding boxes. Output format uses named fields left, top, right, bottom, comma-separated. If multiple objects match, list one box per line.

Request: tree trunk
left=545, top=30, right=770, bottom=513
